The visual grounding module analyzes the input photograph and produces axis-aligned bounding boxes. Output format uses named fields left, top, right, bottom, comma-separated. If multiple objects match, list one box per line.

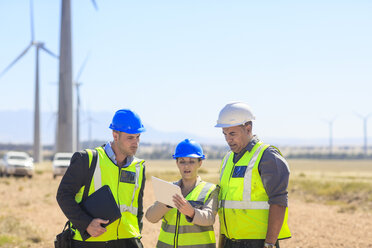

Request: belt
left=71, top=238, right=142, bottom=248
left=225, top=239, right=279, bottom=248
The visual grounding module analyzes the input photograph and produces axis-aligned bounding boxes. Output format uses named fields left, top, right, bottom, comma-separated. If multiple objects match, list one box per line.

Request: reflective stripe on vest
left=161, top=222, right=213, bottom=234
left=194, top=182, right=215, bottom=203
left=157, top=181, right=216, bottom=248
left=119, top=160, right=141, bottom=216
left=220, top=143, right=269, bottom=210
left=93, top=154, right=141, bottom=216
left=219, top=152, right=231, bottom=181
left=157, top=241, right=216, bottom=248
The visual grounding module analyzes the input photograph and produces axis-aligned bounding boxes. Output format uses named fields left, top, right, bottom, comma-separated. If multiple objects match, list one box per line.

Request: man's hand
left=173, top=194, right=195, bottom=218
left=86, top=218, right=109, bottom=237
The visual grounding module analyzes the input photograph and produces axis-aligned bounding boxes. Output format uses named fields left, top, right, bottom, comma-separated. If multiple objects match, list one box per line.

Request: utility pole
left=56, top=0, right=74, bottom=153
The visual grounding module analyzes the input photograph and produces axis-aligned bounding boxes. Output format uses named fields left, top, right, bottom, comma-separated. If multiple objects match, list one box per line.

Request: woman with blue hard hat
left=145, top=139, right=219, bottom=248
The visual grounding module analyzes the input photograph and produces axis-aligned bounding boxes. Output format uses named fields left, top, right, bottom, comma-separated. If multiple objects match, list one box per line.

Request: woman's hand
left=173, top=194, right=195, bottom=218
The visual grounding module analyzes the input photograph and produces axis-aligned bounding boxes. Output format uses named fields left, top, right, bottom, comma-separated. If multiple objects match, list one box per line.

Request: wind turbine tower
left=56, top=0, right=97, bottom=153
left=56, top=0, right=74, bottom=153
left=355, top=112, right=372, bottom=157
left=0, top=0, right=58, bottom=162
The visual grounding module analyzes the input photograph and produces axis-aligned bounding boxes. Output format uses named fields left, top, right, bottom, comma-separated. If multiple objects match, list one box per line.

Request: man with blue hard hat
left=215, top=102, right=291, bottom=248
left=57, top=109, right=146, bottom=248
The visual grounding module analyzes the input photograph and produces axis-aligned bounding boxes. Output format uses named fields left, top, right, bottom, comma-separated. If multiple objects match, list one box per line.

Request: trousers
left=224, top=238, right=280, bottom=248
left=71, top=238, right=143, bottom=248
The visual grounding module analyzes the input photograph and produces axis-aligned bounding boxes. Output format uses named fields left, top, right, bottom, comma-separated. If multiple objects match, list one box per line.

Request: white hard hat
left=215, top=102, right=255, bottom=128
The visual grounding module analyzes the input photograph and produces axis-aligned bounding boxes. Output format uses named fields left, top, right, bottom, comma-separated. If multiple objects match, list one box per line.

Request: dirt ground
left=0, top=167, right=371, bottom=248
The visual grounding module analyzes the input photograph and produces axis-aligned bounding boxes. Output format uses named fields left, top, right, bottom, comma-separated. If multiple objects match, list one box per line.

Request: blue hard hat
left=173, top=139, right=205, bottom=160
left=109, top=109, right=146, bottom=134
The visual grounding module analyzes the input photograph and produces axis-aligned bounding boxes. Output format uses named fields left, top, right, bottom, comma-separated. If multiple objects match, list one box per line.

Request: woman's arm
left=145, top=201, right=171, bottom=223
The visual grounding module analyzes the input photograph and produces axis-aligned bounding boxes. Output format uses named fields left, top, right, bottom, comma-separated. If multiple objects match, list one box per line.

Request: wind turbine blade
left=0, top=44, right=33, bottom=78
left=40, top=46, right=59, bottom=59
left=91, top=0, right=98, bottom=10
left=30, top=0, right=35, bottom=41
left=75, top=53, right=90, bottom=82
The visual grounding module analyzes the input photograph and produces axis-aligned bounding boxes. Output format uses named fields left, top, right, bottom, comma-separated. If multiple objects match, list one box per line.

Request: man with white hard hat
left=215, top=102, right=291, bottom=248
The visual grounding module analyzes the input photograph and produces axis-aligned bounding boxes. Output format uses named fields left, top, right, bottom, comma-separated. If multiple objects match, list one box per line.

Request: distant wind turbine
left=0, top=0, right=58, bottom=162
left=84, top=110, right=99, bottom=149
left=354, top=112, right=372, bottom=157
left=74, top=53, right=90, bottom=151
left=323, top=118, right=336, bottom=158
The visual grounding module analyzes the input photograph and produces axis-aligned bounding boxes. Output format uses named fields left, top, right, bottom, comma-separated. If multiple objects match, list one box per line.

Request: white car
left=52, top=153, right=73, bottom=179
left=0, top=151, right=34, bottom=178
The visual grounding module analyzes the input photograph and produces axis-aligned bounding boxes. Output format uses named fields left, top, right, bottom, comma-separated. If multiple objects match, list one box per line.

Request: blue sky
left=0, top=0, right=371, bottom=145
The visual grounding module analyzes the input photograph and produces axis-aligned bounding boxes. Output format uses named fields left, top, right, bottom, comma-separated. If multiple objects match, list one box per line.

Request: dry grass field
left=0, top=159, right=372, bottom=248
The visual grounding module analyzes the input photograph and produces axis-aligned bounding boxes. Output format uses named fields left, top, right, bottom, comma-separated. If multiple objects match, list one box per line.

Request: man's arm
left=259, top=146, right=290, bottom=244
left=265, top=204, right=286, bottom=244
left=56, top=151, right=94, bottom=234
left=137, top=164, right=146, bottom=232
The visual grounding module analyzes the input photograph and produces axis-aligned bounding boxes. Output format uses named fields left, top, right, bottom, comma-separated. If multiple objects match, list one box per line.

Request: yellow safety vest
left=218, top=141, right=291, bottom=240
left=157, top=181, right=217, bottom=248
left=72, top=147, right=145, bottom=242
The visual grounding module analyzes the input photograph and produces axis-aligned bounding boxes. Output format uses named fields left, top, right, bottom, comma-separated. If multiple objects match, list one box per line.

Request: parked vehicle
left=0, top=157, right=4, bottom=176
left=52, top=152, right=73, bottom=179
left=0, top=151, right=34, bottom=178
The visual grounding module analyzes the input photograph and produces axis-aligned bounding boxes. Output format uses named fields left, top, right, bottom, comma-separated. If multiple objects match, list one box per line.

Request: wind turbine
left=0, top=0, right=58, bottom=162
left=323, top=118, right=336, bottom=158
left=56, top=0, right=97, bottom=153
left=354, top=112, right=372, bottom=157
left=74, top=54, right=90, bottom=151
left=84, top=109, right=99, bottom=149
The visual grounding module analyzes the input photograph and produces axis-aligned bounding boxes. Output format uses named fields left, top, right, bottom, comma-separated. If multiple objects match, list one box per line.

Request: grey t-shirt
left=233, top=136, right=290, bottom=207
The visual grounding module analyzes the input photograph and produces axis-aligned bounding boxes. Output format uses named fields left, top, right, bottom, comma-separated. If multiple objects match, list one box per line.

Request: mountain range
left=0, top=110, right=368, bottom=147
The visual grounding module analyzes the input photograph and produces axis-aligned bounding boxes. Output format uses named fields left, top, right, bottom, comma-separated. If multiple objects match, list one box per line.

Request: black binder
left=80, top=185, right=122, bottom=240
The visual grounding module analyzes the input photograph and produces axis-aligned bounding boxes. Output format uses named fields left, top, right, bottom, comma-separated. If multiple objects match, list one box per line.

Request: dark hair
left=176, top=157, right=202, bottom=162
left=240, top=121, right=252, bottom=129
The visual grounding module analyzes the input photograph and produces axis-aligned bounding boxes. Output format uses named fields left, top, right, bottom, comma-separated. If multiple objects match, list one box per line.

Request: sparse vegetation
left=0, top=216, right=42, bottom=247
left=289, top=159, right=372, bottom=212
left=0, top=234, right=17, bottom=247
left=289, top=178, right=372, bottom=211
left=0, top=159, right=371, bottom=247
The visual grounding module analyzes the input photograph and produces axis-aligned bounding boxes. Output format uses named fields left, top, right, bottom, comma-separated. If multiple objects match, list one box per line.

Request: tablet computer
left=151, top=176, right=182, bottom=208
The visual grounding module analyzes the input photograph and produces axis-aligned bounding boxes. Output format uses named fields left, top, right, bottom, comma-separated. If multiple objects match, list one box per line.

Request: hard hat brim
left=109, top=124, right=146, bottom=134
left=124, top=127, right=146, bottom=134
left=172, top=154, right=206, bottom=160
left=215, top=122, right=247, bottom=128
